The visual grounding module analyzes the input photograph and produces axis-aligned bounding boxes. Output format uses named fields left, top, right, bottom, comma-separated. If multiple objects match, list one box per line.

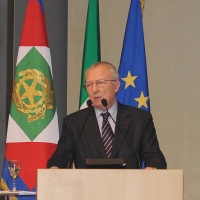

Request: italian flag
left=79, top=0, right=101, bottom=109
left=1, top=0, right=59, bottom=198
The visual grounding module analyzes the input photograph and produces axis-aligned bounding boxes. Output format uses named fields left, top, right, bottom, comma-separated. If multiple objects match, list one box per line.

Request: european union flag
left=116, top=0, right=150, bottom=112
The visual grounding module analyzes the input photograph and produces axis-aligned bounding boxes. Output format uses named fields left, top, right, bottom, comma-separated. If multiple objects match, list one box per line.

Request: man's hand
left=145, top=167, right=156, bottom=170
left=50, top=166, right=59, bottom=169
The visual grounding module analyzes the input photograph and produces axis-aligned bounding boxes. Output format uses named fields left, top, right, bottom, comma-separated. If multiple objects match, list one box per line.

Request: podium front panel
left=37, top=169, right=183, bottom=200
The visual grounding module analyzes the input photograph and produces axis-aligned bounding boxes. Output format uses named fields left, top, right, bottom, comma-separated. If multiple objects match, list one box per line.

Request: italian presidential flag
left=1, top=0, right=59, bottom=198
left=79, top=0, right=101, bottom=109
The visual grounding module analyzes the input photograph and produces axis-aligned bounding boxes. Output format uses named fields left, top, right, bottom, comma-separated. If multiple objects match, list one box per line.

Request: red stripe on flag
left=20, top=0, right=48, bottom=46
left=5, top=142, right=57, bottom=190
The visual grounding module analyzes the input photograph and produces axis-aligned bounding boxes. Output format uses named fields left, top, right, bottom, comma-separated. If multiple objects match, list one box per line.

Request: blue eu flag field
left=117, top=0, right=150, bottom=112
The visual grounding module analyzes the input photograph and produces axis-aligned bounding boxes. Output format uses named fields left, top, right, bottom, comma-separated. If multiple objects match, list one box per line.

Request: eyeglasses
left=84, top=79, right=117, bottom=90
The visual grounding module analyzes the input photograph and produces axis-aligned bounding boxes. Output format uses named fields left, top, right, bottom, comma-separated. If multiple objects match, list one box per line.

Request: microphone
left=101, top=98, right=107, bottom=108
left=87, top=99, right=92, bottom=107
left=101, top=98, right=141, bottom=169
left=67, top=99, right=92, bottom=168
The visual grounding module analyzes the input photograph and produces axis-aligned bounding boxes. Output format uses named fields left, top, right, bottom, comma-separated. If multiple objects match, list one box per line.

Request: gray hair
left=85, top=61, right=119, bottom=81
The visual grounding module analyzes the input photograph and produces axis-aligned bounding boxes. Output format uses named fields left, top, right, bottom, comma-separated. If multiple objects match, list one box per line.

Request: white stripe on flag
left=6, top=112, right=59, bottom=143
left=16, top=46, right=32, bottom=65
left=34, top=111, right=59, bottom=143
left=80, top=98, right=89, bottom=110
left=16, top=47, right=53, bottom=74
left=6, top=115, right=31, bottom=142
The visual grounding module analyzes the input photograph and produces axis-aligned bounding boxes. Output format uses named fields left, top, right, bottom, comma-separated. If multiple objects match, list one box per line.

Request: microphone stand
left=67, top=100, right=92, bottom=168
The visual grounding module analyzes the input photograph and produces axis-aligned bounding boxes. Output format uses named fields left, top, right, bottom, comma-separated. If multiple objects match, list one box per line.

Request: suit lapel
left=85, top=107, right=106, bottom=157
left=112, top=103, right=132, bottom=157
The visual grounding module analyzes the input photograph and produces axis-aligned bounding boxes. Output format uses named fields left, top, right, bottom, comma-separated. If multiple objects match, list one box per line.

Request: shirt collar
left=94, top=100, right=118, bottom=120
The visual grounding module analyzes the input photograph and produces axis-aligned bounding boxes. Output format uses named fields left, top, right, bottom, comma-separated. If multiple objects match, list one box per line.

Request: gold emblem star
left=134, top=91, right=149, bottom=108
left=21, top=79, right=45, bottom=106
left=121, top=71, right=137, bottom=89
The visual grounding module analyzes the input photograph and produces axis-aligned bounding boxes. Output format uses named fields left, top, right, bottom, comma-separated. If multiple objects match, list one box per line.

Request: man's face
left=85, top=64, right=120, bottom=110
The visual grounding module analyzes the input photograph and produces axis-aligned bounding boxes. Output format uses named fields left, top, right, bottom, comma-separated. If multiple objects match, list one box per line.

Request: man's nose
left=92, top=83, right=99, bottom=92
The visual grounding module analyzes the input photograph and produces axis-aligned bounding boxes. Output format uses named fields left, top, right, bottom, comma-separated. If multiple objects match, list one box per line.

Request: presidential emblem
left=12, top=69, right=54, bottom=122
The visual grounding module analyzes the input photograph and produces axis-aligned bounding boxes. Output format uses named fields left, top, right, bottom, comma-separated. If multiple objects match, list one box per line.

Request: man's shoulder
left=118, top=102, right=151, bottom=117
left=117, top=103, right=153, bottom=127
left=118, top=102, right=148, bottom=112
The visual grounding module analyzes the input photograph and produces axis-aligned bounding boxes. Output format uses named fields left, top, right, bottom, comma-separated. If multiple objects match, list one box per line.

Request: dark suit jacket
left=47, top=102, right=167, bottom=169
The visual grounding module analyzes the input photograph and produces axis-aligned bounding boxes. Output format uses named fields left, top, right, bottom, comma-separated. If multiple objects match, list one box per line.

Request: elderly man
left=47, top=61, right=167, bottom=169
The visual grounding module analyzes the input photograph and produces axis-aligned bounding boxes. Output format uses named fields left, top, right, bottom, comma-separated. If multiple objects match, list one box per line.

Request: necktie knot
left=101, top=112, right=109, bottom=121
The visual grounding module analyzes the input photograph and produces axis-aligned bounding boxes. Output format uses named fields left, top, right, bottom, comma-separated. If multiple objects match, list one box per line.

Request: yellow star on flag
left=134, top=91, right=149, bottom=108
left=121, top=71, right=137, bottom=89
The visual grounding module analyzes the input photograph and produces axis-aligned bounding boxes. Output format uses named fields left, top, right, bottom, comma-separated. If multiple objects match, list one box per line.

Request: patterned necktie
left=101, top=112, right=114, bottom=158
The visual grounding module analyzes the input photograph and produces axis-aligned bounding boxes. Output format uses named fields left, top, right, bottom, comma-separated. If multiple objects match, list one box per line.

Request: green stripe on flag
left=79, top=0, right=101, bottom=107
left=11, top=47, right=55, bottom=141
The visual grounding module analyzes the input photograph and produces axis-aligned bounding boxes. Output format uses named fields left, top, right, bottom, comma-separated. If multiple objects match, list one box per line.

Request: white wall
left=68, top=1, right=200, bottom=199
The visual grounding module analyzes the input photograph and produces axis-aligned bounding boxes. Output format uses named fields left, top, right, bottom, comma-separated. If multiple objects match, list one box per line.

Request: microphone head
left=87, top=99, right=92, bottom=107
left=101, top=99, right=108, bottom=107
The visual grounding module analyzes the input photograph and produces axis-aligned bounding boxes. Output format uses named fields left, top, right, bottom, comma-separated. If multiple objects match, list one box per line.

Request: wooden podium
left=37, top=169, right=183, bottom=200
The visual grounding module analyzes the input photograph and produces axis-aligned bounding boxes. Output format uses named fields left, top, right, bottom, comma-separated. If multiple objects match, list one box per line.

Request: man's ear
left=115, top=81, right=120, bottom=93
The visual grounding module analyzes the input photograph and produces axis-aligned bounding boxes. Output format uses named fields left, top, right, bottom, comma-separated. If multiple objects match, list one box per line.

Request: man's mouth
left=93, top=96, right=102, bottom=101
